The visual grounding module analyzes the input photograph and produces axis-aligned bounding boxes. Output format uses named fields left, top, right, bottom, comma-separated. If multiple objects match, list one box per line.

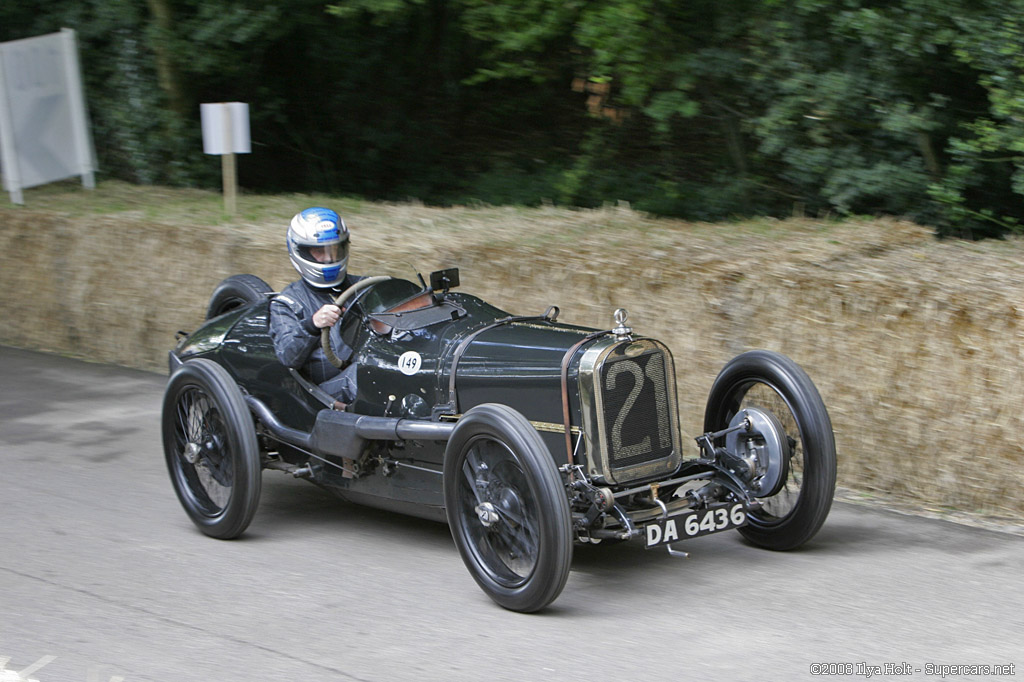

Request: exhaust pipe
left=244, top=394, right=455, bottom=460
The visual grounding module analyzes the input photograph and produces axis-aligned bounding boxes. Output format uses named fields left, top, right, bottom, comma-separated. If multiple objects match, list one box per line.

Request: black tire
left=704, top=350, right=836, bottom=551
left=206, top=274, right=273, bottom=319
left=162, top=358, right=262, bottom=539
left=444, top=404, right=573, bottom=612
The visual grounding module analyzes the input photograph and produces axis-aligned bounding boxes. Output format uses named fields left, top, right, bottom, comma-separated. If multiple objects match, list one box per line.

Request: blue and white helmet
left=287, top=207, right=350, bottom=288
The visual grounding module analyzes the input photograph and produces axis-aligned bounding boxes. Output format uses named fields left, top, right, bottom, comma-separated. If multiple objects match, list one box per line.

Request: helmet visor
left=296, top=241, right=348, bottom=266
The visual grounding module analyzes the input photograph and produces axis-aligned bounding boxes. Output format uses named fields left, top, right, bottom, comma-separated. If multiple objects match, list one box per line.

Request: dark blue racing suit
left=268, top=275, right=361, bottom=402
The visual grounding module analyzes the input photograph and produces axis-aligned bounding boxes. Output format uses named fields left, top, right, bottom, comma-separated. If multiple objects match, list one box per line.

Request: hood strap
left=444, top=313, right=549, bottom=414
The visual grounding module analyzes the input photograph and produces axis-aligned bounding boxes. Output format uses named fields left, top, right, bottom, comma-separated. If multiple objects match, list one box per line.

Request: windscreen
left=357, top=278, right=424, bottom=315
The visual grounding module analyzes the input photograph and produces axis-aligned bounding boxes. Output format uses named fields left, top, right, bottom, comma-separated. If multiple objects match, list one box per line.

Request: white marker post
left=200, top=102, right=250, bottom=215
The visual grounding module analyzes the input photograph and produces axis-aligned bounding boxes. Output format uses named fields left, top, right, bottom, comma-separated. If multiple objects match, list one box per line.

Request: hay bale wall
left=2, top=196, right=1021, bottom=517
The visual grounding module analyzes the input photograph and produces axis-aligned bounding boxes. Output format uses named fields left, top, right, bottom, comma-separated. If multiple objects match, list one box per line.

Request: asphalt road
left=1, top=345, right=1021, bottom=682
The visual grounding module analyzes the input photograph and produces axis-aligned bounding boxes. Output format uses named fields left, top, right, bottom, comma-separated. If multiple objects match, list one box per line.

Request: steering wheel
left=321, top=276, right=392, bottom=368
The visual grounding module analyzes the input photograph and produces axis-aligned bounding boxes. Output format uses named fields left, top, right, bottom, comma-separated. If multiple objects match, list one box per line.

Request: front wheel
left=444, top=404, right=573, bottom=612
left=162, top=358, right=262, bottom=539
left=704, top=350, right=836, bottom=551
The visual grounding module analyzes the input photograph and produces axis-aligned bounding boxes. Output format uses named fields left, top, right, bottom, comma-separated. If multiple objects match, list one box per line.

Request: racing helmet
left=287, top=207, right=350, bottom=288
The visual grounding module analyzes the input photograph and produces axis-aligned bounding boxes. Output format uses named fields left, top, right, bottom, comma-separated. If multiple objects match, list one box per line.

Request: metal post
left=0, top=46, right=23, bottom=204
left=60, top=28, right=96, bottom=190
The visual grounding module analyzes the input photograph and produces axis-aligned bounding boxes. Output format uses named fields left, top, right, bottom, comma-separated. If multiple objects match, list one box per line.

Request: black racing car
left=162, top=269, right=836, bottom=612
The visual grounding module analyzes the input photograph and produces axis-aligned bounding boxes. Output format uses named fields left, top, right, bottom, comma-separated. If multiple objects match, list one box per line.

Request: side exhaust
left=244, top=395, right=455, bottom=460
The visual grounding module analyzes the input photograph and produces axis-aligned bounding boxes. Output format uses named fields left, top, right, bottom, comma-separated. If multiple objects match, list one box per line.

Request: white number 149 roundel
left=397, top=351, right=422, bottom=375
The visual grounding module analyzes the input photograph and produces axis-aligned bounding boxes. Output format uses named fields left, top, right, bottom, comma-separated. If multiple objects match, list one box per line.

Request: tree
left=3, top=0, right=1022, bottom=236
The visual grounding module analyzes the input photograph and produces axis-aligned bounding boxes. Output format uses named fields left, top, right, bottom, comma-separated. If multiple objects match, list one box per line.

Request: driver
left=269, top=207, right=362, bottom=408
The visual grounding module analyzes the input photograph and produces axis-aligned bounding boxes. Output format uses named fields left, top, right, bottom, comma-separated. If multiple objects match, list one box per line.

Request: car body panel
left=172, top=277, right=682, bottom=517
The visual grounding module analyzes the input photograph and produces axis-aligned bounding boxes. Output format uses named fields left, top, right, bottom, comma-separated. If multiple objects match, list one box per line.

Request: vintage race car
left=162, top=269, right=836, bottom=612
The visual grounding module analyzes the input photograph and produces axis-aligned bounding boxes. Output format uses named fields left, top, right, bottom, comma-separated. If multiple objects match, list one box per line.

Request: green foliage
left=926, top=8, right=1024, bottom=237
left=3, top=0, right=1024, bottom=236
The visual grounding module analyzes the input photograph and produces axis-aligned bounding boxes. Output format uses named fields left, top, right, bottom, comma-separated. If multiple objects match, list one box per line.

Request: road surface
left=0, top=346, right=1020, bottom=681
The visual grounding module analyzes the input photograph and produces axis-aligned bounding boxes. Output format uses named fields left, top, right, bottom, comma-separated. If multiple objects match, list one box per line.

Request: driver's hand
left=313, top=304, right=342, bottom=329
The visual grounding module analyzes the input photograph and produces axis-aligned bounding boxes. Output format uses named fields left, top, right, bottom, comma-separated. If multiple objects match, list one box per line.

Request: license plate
left=644, top=503, right=747, bottom=549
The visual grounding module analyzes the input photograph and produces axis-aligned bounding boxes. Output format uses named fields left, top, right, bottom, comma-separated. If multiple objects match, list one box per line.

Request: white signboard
left=200, top=102, right=250, bottom=215
left=200, top=102, right=251, bottom=155
left=0, top=29, right=96, bottom=204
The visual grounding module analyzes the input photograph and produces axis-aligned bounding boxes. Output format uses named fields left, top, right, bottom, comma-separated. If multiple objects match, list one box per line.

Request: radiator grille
left=598, top=349, right=674, bottom=470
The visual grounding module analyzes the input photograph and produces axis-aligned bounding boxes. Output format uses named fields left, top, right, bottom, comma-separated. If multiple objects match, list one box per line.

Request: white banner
left=0, top=28, right=96, bottom=204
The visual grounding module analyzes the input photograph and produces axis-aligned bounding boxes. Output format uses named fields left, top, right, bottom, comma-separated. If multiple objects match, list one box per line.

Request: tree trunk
left=724, top=113, right=751, bottom=213
left=146, top=0, right=189, bottom=120
left=917, top=131, right=942, bottom=179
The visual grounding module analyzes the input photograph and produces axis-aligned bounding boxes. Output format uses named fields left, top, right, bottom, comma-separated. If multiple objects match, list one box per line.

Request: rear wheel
left=444, top=404, right=573, bottom=612
left=704, top=350, right=836, bottom=550
left=162, top=359, right=261, bottom=539
left=206, top=274, right=273, bottom=319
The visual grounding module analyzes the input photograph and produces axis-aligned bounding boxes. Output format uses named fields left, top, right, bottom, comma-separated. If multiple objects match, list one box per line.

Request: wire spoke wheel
left=445, top=404, right=572, bottom=612
left=172, top=386, right=233, bottom=514
left=457, top=438, right=540, bottom=584
left=705, top=351, right=836, bottom=551
left=162, top=359, right=261, bottom=539
left=731, top=383, right=805, bottom=522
